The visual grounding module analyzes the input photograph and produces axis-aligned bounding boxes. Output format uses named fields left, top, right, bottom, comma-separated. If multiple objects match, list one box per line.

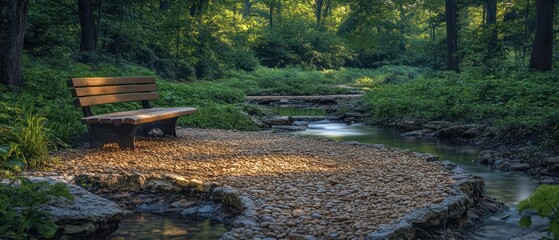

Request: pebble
left=50, top=128, right=456, bottom=239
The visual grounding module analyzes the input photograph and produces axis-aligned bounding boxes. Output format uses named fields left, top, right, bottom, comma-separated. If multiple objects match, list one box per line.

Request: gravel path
left=52, top=128, right=454, bottom=239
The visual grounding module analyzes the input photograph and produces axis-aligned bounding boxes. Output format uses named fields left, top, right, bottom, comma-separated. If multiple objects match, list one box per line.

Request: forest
left=1, top=0, right=559, bottom=239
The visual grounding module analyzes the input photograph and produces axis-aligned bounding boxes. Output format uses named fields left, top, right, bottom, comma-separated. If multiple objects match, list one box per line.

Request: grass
left=363, top=70, right=559, bottom=151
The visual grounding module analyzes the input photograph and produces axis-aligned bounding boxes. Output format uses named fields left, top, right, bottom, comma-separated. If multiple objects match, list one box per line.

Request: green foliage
left=272, top=107, right=326, bottom=117
left=363, top=69, right=559, bottom=149
left=12, top=115, right=53, bottom=169
left=0, top=143, right=26, bottom=176
left=518, top=185, right=559, bottom=238
left=0, top=178, right=75, bottom=240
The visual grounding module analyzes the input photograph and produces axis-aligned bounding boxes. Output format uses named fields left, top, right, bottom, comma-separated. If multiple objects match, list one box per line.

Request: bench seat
left=81, top=107, right=197, bottom=125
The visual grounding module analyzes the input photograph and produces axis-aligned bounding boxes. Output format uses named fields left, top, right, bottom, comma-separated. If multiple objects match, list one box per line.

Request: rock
left=412, top=152, right=438, bottom=162
left=463, top=128, right=481, bottom=138
left=262, top=116, right=292, bottom=126
left=509, top=163, right=530, bottom=171
left=366, top=221, right=416, bottom=240
left=548, top=163, right=559, bottom=172
left=476, top=150, right=500, bottom=164
left=272, top=126, right=307, bottom=132
left=424, top=121, right=453, bottom=130
left=37, top=179, right=124, bottom=239
left=545, top=156, right=559, bottom=166
left=482, top=127, right=499, bottom=138
left=170, top=199, right=196, bottom=208
left=288, top=116, right=338, bottom=122
left=392, top=120, right=423, bottom=131
left=181, top=204, right=215, bottom=217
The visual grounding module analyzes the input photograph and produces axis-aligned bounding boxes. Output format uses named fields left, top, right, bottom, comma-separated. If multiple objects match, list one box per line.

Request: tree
left=78, top=0, right=98, bottom=63
left=0, top=0, right=30, bottom=88
left=243, top=0, right=252, bottom=18
left=486, top=0, right=497, bottom=47
left=529, top=0, right=554, bottom=71
left=310, top=0, right=332, bottom=30
left=445, top=0, right=459, bottom=72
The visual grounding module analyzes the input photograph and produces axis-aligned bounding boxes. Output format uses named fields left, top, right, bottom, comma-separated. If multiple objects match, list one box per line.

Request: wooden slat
left=71, top=84, right=157, bottom=97
left=82, top=107, right=198, bottom=125
left=68, top=76, right=155, bottom=87
left=74, top=92, right=160, bottom=107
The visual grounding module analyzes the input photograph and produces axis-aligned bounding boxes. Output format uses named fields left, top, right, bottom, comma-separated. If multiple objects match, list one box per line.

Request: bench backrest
left=68, top=76, right=159, bottom=117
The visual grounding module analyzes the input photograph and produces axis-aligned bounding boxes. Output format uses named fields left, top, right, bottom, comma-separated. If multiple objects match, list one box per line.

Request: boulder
left=392, top=120, right=423, bottom=131
left=509, top=163, right=531, bottom=171
left=476, top=150, right=500, bottom=164
left=366, top=221, right=416, bottom=240
left=262, top=116, right=291, bottom=126
left=424, top=121, right=453, bottom=130
left=37, top=179, right=124, bottom=239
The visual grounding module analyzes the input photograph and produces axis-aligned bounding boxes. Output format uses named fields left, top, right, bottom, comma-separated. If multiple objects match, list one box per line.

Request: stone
left=366, top=221, right=416, bottom=240
left=392, top=120, right=423, bottom=131
left=272, top=126, right=307, bottom=132
left=463, top=128, right=481, bottom=138
left=509, top=163, right=531, bottom=171
left=262, top=116, right=292, bottom=126
left=36, top=178, right=124, bottom=239
left=424, top=121, right=453, bottom=130
left=510, top=231, right=552, bottom=240
left=170, top=199, right=195, bottom=208
left=476, top=150, right=500, bottom=164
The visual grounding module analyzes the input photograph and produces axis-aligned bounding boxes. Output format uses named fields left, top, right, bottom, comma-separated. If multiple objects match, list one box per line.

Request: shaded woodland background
left=2, top=0, right=558, bottom=87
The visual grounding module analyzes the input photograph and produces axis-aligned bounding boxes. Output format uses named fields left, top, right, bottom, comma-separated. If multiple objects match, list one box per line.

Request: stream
left=295, top=122, right=547, bottom=239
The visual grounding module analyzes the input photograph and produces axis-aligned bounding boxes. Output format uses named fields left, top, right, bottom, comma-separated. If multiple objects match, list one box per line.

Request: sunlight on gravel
left=53, top=128, right=455, bottom=239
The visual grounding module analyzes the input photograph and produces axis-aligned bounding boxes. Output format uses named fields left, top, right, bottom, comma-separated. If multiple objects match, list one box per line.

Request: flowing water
left=295, top=122, right=547, bottom=239
left=110, top=213, right=227, bottom=240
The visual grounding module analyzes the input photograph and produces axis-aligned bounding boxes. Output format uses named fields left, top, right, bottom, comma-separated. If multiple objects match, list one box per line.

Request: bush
left=0, top=178, right=74, bottom=239
left=518, top=185, right=559, bottom=237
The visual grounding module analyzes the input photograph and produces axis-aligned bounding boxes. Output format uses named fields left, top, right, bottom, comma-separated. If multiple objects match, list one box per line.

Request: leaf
left=6, top=158, right=26, bottom=172
left=518, top=199, right=531, bottom=213
left=550, top=217, right=559, bottom=237
left=519, top=215, right=533, bottom=228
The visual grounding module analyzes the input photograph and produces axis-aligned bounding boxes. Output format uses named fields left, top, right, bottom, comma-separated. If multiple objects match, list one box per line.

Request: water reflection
left=296, top=122, right=545, bottom=239
left=110, top=213, right=227, bottom=240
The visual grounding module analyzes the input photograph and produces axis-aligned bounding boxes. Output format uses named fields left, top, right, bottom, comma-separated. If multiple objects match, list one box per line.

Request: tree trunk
left=445, top=0, right=459, bottom=72
left=315, top=0, right=324, bottom=29
left=522, top=0, right=530, bottom=62
left=529, top=0, right=554, bottom=71
left=486, top=0, right=497, bottom=47
left=0, top=0, right=29, bottom=88
left=242, top=0, right=251, bottom=18
left=269, top=0, right=275, bottom=28
left=78, top=0, right=97, bottom=63
left=159, top=0, right=169, bottom=11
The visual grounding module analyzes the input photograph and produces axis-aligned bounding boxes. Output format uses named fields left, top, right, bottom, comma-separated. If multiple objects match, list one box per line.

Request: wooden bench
left=68, top=76, right=197, bottom=149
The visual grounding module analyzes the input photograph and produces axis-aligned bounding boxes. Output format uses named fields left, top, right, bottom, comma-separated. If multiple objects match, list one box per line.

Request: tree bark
left=486, top=0, right=497, bottom=47
left=242, top=0, right=251, bottom=18
left=315, top=0, right=324, bottom=29
left=529, top=0, right=554, bottom=71
left=78, top=0, right=97, bottom=63
left=0, top=0, right=29, bottom=88
left=269, top=0, right=275, bottom=28
left=159, top=0, right=169, bottom=11
left=445, top=0, right=459, bottom=72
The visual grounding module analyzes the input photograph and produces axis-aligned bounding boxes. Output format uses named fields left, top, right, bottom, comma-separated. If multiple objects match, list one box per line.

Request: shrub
left=0, top=178, right=74, bottom=239
left=518, top=185, right=559, bottom=237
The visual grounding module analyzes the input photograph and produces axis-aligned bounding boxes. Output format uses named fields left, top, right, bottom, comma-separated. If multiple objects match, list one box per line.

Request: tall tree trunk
left=445, top=0, right=459, bottom=72
left=242, top=0, right=251, bottom=18
left=78, top=0, right=97, bottom=63
left=269, top=0, right=275, bottom=28
left=486, top=0, right=497, bottom=47
left=315, top=0, right=324, bottom=29
left=522, top=0, right=530, bottom=62
left=0, top=0, right=29, bottom=88
left=159, top=0, right=169, bottom=11
left=529, top=0, right=555, bottom=71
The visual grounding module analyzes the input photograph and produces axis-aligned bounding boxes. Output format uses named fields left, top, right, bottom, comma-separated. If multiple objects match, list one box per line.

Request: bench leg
left=140, top=118, right=178, bottom=137
left=89, top=124, right=138, bottom=149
